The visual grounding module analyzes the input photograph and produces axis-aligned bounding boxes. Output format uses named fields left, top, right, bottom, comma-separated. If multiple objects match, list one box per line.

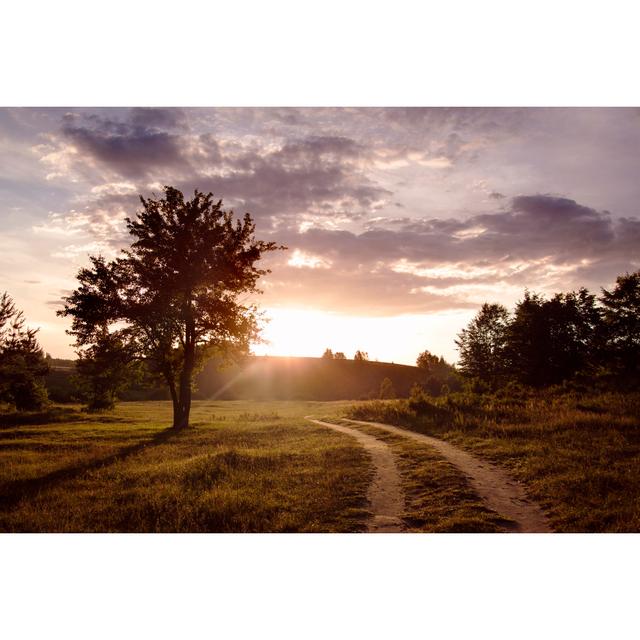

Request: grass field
left=0, top=401, right=372, bottom=532
left=3, top=392, right=639, bottom=533
left=347, top=390, right=640, bottom=532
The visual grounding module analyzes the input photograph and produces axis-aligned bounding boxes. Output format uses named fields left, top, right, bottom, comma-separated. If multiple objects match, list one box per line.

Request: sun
left=252, top=306, right=472, bottom=365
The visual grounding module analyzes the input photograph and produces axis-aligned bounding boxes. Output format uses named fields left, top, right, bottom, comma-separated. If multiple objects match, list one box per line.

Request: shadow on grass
left=0, top=408, right=134, bottom=430
left=0, top=407, right=89, bottom=429
left=0, top=427, right=183, bottom=511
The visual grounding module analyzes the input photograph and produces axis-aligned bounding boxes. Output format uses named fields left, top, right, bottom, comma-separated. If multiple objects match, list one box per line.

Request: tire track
left=306, top=417, right=405, bottom=532
left=345, top=418, right=552, bottom=533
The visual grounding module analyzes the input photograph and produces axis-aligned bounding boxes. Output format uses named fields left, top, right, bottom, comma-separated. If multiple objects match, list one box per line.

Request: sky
left=1, top=107, right=639, bottom=365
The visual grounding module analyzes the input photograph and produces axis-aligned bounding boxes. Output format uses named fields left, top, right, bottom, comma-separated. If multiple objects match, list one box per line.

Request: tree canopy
left=455, top=303, right=509, bottom=388
left=455, top=271, right=640, bottom=389
left=0, top=292, right=49, bottom=410
left=600, top=271, right=640, bottom=375
left=59, top=187, right=282, bottom=428
left=415, top=349, right=461, bottom=394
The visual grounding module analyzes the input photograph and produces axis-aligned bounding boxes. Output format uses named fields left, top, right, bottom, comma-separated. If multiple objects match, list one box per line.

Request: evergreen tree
left=0, top=293, right=49, bottom=410
left=600, top=271, right=640, bottom=375
left=379, top=377, right=396, bottom=399
left=455, top=303, right=509, bottom=388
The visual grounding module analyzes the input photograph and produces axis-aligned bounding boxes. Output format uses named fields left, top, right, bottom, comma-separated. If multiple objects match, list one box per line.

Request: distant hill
left=193, top=356, right=428, bottom=400
left=45, top=356, right=432, bottom=402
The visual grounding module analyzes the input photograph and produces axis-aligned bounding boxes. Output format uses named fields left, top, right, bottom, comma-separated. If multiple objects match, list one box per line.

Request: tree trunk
left=174, top=315, right=195, bottom=429
left=174, top=378, right=192, bottom=429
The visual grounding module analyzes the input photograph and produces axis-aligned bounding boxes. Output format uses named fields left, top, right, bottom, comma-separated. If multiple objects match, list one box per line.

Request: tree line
left=455, top=272, right=640, bottom=390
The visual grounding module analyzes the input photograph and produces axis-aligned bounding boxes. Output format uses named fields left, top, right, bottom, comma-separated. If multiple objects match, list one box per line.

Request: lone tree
left=60, top=187, right=282, bottom=428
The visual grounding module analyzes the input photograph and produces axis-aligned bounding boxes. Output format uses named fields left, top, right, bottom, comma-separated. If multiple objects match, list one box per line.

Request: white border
left=1, top=1, right=639, bottom=637
left=1, top=1, right=639, bottom=106
left=1, top=534, right=638, bottom=639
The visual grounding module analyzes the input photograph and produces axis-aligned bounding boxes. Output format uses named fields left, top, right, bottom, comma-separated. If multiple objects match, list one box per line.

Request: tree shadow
left=0, top=427, right=182, bottom=511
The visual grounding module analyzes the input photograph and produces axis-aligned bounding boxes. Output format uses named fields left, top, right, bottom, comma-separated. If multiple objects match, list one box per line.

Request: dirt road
left=306, top=418, right=405, bottom=532
left=345, top=418, right=551, bottom=533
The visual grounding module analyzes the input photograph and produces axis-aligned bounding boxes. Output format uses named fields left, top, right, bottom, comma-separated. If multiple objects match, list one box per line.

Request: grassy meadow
left=3, top=392, right=640, bottom=533
left=347, top=389, right=640, bottom=532
left=0, top=401, right=372, bottom=532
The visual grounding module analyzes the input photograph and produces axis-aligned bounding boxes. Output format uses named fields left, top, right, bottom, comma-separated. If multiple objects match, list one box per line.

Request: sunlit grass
left=0, top=401, right=371, bottom=532
left=347, top=391, right=640, bottom=532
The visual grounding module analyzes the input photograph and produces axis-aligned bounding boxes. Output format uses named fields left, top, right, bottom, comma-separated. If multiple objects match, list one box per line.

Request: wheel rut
left=345, top=418, right=552, bottom=533
left=306, top=417, right=405, bottom=532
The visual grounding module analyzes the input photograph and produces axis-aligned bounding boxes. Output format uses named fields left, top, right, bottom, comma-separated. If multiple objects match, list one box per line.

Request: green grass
left=328, top=418, right=509, bottom=532
left=0, top=401, right=371, bottom=532
left=346, top=390, right=640, bottom=532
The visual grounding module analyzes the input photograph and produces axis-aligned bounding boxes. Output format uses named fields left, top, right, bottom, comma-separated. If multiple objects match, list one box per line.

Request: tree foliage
left=415, top=349, right=461, bottom=394
left=455, top=303, right=510, bottom=388
left=379, top=377, right=396, bottom=399
left=59, top=187, right=282, bottom=428
left=73, top=328, right=140, bottom=411
left=504, top=289, right=601, bottom=386
left=353, top=350, right=369, bottom=361
left=600, top=271, right=640, bottom=375
left=0, top=292, right=49, bottom=410
left=455, top=272, right=640, bottom=390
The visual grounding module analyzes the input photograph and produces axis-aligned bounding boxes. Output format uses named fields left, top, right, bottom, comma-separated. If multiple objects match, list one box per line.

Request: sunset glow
left=1, top=108, right=639, bottom=363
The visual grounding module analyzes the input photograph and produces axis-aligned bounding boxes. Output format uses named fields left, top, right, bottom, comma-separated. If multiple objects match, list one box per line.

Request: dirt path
left=306, top=418, right=405, bottom=532
left=346, top=419, right=552, bottom=533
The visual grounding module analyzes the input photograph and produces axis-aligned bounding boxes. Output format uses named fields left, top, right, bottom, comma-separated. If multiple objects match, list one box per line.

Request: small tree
left=379, top=377, right=396, bottom=399
left=416, top=349, right=460, bottom=394
left=334, top=351, right=346, bottom=360
left=353, top=350, right=369, bottom=361
left=321, top=348, right=334, bottom=359
left=0, top=293, right=49, bottom=410
left=73, top=328, right=140, bottom=411
left=60, top=187, right=282, bottom=428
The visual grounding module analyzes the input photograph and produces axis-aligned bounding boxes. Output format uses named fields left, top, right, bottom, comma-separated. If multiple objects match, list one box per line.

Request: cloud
left=256, top=194, right=640, bottom=315
left=172, top=134, right=392, bottom=227
left=61, top=110, right=189, bottom=177
left=16, top=108, right=640, bottom=321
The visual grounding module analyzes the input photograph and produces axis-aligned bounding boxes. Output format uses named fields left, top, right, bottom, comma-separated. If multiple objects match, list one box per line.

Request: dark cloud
left=61, top=110, right=190, bottom=177
left=55, top=107, right=390, bottom=227
left=175, top=135, right=390, bottom=226
left=129, top=108, right=187, bottom=131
